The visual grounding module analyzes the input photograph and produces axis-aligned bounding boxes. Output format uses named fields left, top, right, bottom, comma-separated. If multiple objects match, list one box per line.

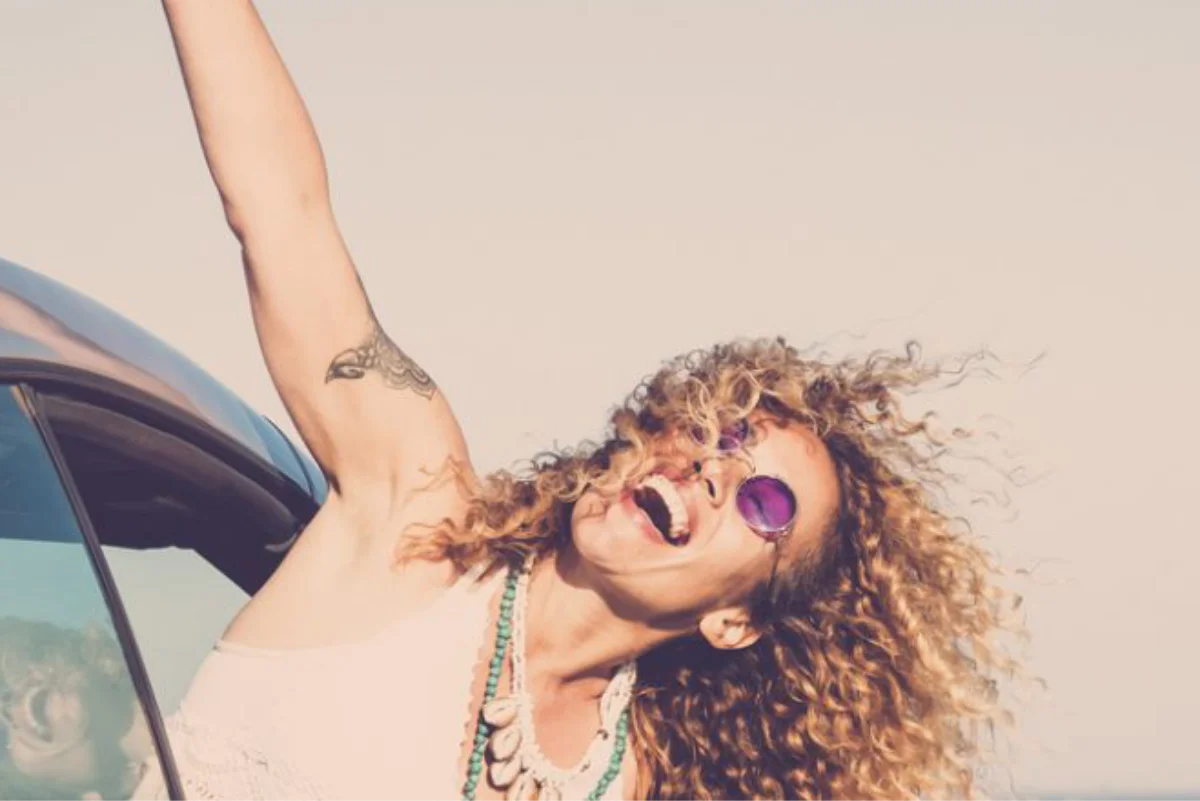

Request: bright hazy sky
left=2, top=2, right=1198, bottom=797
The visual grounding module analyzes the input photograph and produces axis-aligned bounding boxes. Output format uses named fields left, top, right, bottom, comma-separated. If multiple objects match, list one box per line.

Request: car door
left=1, top=376, right=321, bottom=800
left=0, top=382, right=180, bottom=800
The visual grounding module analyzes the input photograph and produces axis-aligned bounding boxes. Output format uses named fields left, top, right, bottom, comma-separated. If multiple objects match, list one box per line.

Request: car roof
left=0, top=256, right=327, bottom=502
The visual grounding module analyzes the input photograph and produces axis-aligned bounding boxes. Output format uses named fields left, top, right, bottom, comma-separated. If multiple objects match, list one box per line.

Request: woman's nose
left=693, top=458, right=738, bottom=506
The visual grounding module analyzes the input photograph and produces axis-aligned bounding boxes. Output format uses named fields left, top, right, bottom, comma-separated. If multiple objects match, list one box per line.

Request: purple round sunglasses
left=692, top=418, right=799, bottom=542
left=692, top=417, right=799, bottom=604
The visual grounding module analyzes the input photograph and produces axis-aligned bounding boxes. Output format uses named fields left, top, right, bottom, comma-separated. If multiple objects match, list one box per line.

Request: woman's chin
left=569, top=507, right=639, bottom=564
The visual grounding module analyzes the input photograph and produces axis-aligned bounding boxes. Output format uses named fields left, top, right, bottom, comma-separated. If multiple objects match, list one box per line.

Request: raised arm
left=160, top=0, right=472, bottom=519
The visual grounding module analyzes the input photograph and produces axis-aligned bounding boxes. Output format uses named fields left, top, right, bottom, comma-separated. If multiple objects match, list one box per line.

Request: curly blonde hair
left=398, top=337, right=1025, bottom=800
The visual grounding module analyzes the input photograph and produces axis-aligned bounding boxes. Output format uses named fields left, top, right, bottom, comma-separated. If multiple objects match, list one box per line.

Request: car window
left=100, top=549, right=246, bottom=713
left=36, top=391, right=306, bottom=718
left=0, top=385, right=166, bottom=801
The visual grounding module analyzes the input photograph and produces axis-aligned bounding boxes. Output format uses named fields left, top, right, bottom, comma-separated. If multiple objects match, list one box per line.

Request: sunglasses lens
left=717, top=418, right=750, bottom=452
left=737, top=475, right=797, bottom=538
left=690, top=418, right=750, bottom=451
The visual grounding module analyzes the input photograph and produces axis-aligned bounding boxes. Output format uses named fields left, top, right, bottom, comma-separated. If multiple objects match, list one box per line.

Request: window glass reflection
left=0, top=387, right=163, bottom=800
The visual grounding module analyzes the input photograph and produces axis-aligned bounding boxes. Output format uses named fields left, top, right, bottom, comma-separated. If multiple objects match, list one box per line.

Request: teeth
left=637, top=474, right=689, bottom=541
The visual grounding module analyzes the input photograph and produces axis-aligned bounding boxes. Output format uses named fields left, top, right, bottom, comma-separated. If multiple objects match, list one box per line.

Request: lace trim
left=511, top=558, right=636, bottom=794
left=149, top=711, right=326, bottom=800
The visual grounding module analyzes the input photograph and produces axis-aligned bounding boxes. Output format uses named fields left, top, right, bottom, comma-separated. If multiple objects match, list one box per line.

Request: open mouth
left=632, top=475, right=690, bottom=546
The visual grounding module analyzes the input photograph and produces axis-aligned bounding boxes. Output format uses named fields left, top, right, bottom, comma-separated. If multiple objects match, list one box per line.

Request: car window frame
left=4, top=360, right=321, bottom=572
left=2, top=360, right=322, bottom=515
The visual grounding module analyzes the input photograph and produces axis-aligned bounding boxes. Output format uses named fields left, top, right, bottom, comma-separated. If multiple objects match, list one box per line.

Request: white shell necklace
left=473, top=556, right=637, bottom=800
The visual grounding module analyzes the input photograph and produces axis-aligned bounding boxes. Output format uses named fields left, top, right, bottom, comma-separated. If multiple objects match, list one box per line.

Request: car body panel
left=0, top=257, right=327, bottom=504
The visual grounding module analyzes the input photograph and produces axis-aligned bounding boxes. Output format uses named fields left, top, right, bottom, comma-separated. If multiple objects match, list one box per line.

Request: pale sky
left=2, top=1, right=1198, bottom=796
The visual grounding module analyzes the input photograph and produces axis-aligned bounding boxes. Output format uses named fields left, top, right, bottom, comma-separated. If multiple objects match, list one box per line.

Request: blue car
left=0, top=257, right=326, bottom=800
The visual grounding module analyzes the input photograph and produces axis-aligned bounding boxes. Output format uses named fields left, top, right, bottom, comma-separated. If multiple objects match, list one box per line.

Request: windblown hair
left=398, top=337, right=1025, bottom=800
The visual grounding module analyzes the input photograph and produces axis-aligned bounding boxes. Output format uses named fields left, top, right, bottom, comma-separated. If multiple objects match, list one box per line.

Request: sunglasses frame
left=735, top=471, right=796, bottom=611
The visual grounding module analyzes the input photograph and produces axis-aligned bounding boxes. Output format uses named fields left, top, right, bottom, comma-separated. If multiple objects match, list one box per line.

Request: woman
left=145, top=1, right=1021, bottom=799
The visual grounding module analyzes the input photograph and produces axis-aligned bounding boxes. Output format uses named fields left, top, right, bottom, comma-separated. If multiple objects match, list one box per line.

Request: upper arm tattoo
left=324, top=320, right=437, bottom=399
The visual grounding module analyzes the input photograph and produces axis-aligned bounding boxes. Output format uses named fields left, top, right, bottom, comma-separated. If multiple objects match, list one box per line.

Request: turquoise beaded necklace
left=461, top=562, right=630, bottom=801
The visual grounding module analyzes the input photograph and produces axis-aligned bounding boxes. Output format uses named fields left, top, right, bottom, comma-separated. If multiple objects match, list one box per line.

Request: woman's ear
left=698, top=606, right=762, bottom=650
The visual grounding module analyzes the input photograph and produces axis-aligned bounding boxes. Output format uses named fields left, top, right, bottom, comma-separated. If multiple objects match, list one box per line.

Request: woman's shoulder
left=386, top=556, right=498, bottom=621
left=219, top=478, right=496, bottom=650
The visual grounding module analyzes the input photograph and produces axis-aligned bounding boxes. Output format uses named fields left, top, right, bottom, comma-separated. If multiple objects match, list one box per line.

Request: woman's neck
left=519, top=547, right=677, bottom=698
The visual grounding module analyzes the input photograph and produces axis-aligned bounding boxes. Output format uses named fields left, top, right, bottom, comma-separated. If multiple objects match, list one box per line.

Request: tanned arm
left=160, top=0, right=472, bottom=529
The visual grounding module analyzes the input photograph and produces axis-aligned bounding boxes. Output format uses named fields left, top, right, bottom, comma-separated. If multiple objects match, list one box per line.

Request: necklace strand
left=461, top=558, right=634, bottom=800
left=512, top=557, right=636, bottom=791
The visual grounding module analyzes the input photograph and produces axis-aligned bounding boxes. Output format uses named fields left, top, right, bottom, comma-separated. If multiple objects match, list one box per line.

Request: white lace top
left=132, top=567, right=625, bottom=800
